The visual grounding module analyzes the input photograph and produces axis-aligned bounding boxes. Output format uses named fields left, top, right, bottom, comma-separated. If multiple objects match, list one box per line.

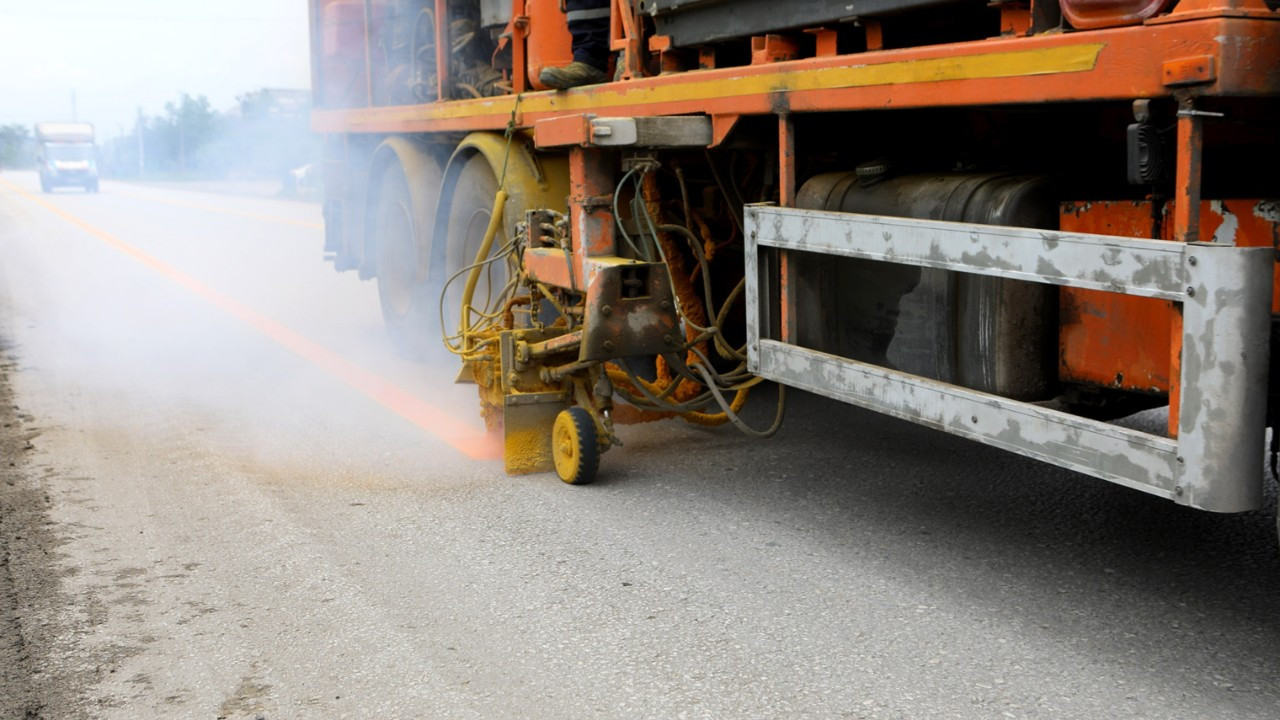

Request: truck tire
left=373, top=160, right=441, bottom=360
left=435, top=152, right=507, bottom=344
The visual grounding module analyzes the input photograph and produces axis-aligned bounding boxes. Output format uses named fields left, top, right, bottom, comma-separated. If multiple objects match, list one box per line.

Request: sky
left=0, top=1, right=312, bottom=139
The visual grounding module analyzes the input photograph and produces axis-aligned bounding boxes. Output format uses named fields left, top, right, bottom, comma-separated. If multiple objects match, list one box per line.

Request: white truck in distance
left=35, top=122, right=98, bottom=193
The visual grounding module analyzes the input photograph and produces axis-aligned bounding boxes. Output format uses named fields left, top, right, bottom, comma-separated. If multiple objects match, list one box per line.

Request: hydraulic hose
left=459, top=188, right=508, bottom=349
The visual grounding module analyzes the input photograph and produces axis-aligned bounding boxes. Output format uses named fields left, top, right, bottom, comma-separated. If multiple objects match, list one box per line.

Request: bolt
left=506, top=372, right=519, bottom=386
left=600, top=304, right=612, bottom=316
left=1177, top=456, right=1185, bottom=465
left=970, top=415, right=978, bottom=424
left=663, top=334, right=674, bottom=344
left=1186, top=286, right=1196, bottom=297
left=660, top=300, right=672, bottom=310
left=1174, top=485, right=1184, bottom=497
left=602, top=340, right=615, bottom=352
left=1188, top=256, right=1198, bottom=267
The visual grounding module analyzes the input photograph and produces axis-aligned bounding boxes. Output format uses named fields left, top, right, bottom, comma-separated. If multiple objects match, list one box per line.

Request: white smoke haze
left=2, top=172, right=497, bottom=484
left=0, top=3, right=498, bottom=484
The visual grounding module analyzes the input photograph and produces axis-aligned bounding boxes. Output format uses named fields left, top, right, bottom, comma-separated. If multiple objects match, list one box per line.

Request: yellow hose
left=460, top=188, right=508, bottom=349
left=605, top=367, right=750, bottom=427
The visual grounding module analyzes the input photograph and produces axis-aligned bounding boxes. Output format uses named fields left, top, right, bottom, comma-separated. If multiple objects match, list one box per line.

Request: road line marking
left=112, top=187, right=324, bottom=230
left=0, top=176, right=501, bottom=461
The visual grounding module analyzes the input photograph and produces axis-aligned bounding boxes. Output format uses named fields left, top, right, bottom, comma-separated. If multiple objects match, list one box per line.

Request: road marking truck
left=308, top=0, right=1280, bottom=543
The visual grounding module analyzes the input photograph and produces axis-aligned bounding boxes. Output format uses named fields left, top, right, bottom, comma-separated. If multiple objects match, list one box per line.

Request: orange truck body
left=310, top=0, right=1280, bottom=517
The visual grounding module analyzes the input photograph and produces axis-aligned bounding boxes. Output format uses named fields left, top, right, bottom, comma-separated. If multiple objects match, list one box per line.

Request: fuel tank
left=793, top=171, right=1058, bottom=401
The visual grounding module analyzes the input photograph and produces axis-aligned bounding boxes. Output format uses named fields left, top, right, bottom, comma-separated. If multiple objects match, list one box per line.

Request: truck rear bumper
left=746, top=205, right=1273, bottom=512
left=45, top=172, right=96, bottom=186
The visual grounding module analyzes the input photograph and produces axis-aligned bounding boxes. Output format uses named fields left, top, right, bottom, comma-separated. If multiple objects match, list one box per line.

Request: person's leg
left=540, top=0, right=610, bottom=90
left=566, top=0, right=610, bottom=71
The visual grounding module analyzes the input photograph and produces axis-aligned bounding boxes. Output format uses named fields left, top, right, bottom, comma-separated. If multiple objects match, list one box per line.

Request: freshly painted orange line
left=0, top=177, right=501, bottom=461
left=113, top=187, right=325, bottom=230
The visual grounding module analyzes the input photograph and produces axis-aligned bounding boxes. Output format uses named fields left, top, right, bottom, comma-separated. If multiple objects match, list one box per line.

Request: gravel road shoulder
left=0, top=341, right=85, bottom=719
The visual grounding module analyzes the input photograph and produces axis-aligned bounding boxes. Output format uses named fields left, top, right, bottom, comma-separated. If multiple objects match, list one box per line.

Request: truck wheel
left=436, top=152, right=507, bottom=343
left=373, top=157, right=442, bottom=360
left=552, top=407, right=600, bottom=485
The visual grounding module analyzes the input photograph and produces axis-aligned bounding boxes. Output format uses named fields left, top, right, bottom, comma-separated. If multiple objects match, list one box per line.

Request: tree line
left=0, top=125, right=35, bottom=168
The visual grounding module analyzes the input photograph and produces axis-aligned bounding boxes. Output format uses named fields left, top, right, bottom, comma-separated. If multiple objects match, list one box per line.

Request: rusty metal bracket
left=582, top=194, right=615, bottom=209
left=580, top=258, right=680, bottom=361
left=535, top=114, right=713, bottom=149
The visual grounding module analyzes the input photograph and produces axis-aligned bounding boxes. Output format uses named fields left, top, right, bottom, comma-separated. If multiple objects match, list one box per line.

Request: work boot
left=539, top=61, right=607, bottom=90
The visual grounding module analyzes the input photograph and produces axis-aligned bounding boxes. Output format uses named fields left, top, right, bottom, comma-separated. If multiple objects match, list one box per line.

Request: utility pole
left=135, top=107, right=145, bottom=177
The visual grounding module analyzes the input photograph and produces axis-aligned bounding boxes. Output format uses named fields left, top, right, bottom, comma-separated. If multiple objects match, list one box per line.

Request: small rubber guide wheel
left=552, top=407, right=599, bottom=485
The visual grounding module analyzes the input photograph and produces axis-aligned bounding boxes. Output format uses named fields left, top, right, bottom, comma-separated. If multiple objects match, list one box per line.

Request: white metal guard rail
left=744, top=205, right=1273, bottom=512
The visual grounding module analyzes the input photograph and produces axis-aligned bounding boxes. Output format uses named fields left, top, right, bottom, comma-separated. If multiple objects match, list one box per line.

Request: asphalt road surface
left=0, top=170, right=1277, bottom=719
